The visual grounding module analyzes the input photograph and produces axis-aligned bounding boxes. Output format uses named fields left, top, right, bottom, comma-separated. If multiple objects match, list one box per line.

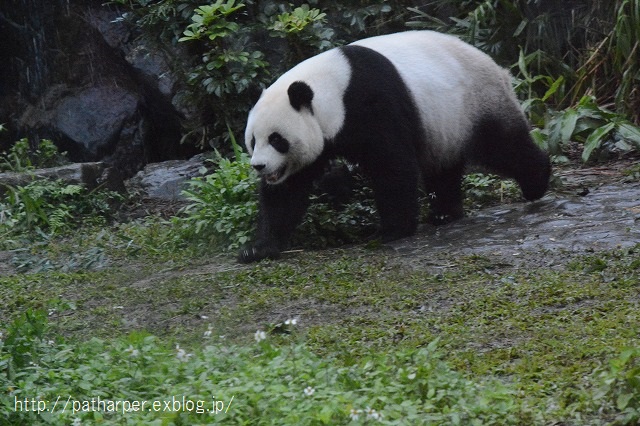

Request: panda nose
left=252, top=164, right=266, bottom=171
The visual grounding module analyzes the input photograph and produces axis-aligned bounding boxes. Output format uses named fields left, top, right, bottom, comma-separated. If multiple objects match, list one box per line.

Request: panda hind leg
left=422, top=163, right=465, bottom=225
left=470, top=118, right=551, bottom=201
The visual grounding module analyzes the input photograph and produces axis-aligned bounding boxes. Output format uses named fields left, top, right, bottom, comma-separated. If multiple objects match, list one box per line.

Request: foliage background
left=112, top=0, right=639, bottom=154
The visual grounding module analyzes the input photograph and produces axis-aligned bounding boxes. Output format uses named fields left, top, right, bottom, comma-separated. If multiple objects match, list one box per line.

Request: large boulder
left=53, top=86, right=140, bottom=158
left=1, top=1, right=196, bottom=172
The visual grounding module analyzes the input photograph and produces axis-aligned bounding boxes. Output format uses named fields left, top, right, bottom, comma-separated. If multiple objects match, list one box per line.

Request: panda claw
left=238, top=245, right=281, bottom=263
left=238, top=247, right=257, bottom=264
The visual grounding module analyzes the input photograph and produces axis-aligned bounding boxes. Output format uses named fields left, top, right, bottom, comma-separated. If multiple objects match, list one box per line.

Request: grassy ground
left=1, top=160, right=639, bottom=424
left=1, top=224, right=639, bottom=424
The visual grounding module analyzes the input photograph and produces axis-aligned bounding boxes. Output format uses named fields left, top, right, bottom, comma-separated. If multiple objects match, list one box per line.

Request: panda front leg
left=238, top=172, right=316, bottom=263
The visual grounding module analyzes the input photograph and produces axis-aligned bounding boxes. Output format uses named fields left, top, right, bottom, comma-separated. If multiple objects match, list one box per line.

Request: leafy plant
left=595, top=347, right=640, bottom=425
left=0, top=138, right=68, bottom=172
left=173, top=131, right=258, bottom=251
left=0, top=180, right=121, bottom=236
left=268, top=4, right=336, bottom=60
left=463, top=173, right=519, bottom=209
left=0, top=315, right=532, bottom=425
left=1, top=309, right=49, bottom=377
left=179, top=0, right=246, bottom=42
left=177, top=0, right=270, bottom=144
left=530, top=95, right=640, bottom=162
left=296, top=171, right=377, bottom=248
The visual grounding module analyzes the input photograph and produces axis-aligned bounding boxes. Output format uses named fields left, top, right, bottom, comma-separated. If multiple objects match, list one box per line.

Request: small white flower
left=254, top=330, right=267, bottom=342
left=72, top=418, right=82, bottom=426
left=303, top=386, right=315, bottom=396
left=366, top=406, right=383, bottom=420
left=203, top=325, right=213, bottom=338
left=349, top=408, right=362, bottom=421
left=407, top=372, right=416, bottom=380
left=175, top=344, right=192, bottom=362
left=284, top=318, right=298, bottom=326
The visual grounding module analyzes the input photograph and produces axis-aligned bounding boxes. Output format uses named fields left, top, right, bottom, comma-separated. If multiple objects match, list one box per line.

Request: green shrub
left=0, top=138, right=68, bottom=172
left=463, top=173, right=520, bottom=209
left=296, top=173, right=377, bottom=248
left=179, top=0, right=269, bottom=100
left=268, top=4, right=336, bottom=61
left=528, top=95, right=640, bottom=163
left=0, top=180, right=121, bottom=237
left=173, top=134, right=258, bottom=251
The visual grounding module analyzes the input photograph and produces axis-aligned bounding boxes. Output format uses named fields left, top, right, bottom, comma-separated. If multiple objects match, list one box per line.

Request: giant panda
left=239, top=30, right=551, bottom=263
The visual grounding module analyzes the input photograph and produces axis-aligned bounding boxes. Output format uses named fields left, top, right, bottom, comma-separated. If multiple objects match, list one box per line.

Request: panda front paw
left=237, top=244, right=281, bottom=264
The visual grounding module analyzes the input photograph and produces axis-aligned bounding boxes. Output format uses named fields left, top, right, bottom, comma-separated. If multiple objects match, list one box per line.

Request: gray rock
left=0, top=162, right=105, bottom=195
left=126, top=41, right=177, bottom=98
left=53, top=86, right=140, bottom=157
left=125, top=154, right=209, bottom=201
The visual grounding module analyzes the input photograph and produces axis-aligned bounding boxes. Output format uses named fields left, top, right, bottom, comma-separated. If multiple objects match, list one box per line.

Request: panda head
left=245, top=81, right=324, bottom=185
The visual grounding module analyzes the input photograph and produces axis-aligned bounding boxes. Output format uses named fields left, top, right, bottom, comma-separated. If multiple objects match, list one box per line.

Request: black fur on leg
left=423, top=162, right=465, bottom=225
left=368, top=164, right=420, bottom=242
left=238, top=156, right=328, bottom=263
left=468, top=117, right=551, bottom=201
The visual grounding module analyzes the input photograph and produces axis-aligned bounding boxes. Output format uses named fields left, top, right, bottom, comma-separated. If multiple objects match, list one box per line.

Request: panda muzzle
left=264, top=165, right=286, bottom=184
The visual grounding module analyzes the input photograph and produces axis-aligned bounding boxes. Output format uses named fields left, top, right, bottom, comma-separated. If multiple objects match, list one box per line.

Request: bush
left=296, top=170, right=378, bottom=248
left=172, top=134, right=258, bottom=251
left=0, top=180, right=122, bottom=238
left=0, top=138, right=68, bottom=172
left=463, top=173, right=520, bottom=209
left=528, top=95, right=640, bottom=163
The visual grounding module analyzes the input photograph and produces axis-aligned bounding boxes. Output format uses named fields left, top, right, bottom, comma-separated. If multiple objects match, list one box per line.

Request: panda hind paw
left=237, top=244, right=281, bottom=264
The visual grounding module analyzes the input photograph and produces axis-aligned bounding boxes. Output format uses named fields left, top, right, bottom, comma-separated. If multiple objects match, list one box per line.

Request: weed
left=172, top=132, right=258, bottom=251
left=595, top=347, right=640, bottom=425
left=0, top=138, right=67, bottom=172
left=0, top=180, right=122, bottom=240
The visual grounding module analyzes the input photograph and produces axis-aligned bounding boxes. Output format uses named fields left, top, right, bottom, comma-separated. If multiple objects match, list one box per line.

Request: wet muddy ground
left=390, top=164, right=639, bottom=269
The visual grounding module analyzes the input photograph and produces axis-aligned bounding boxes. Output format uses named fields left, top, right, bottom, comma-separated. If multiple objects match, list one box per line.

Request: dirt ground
left=1, top=157, right=638, bottom=281
left=390, top=158, right=640, bottom=271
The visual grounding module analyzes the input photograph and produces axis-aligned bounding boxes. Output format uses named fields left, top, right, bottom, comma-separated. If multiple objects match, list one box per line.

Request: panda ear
left=288, top=81, right=314, bottom=113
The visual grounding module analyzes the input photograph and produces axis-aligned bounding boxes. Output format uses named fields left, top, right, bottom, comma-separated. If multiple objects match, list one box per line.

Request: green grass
left=1, top=224, right=639, bottom=424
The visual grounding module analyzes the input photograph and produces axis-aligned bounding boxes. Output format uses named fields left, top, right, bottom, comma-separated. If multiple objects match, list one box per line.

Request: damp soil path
left=390, top=179, right=639, bottom=269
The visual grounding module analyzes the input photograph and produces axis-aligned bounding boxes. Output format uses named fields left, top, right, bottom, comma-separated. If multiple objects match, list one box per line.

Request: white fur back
left=351, top=31, right=520, bottom=164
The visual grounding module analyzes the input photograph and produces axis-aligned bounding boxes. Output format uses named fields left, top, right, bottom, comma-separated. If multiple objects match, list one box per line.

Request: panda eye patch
left=268, top=132, right=290, bottom=154
left=251, top=136, right=256, bottom=151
